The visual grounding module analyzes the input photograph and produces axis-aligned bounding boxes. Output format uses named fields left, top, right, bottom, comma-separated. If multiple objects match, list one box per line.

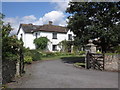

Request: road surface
left=7, top=59, right=118, bottom=88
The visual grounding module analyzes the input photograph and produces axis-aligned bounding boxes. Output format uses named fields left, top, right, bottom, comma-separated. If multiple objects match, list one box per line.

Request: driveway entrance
left=7, top=60, right=118, bottom=88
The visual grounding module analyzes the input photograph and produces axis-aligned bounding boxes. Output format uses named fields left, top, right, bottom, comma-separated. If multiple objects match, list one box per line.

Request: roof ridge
left=18, top=23, right=68, bottom=34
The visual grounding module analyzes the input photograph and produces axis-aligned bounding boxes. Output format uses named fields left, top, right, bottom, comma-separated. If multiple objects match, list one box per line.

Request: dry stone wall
left=2, top=60, right=17, bottom=84
left=104, top=54, right=120, bottom=71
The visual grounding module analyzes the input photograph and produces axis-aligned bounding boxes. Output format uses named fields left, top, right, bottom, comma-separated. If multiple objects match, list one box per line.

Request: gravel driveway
left=7, top=59, right=118, bottom=88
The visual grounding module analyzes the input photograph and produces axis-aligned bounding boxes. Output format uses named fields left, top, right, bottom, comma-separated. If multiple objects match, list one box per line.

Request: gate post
left=103, top=53, right=105, bottom=70
left=16, top=48, right=20, bottom=76
left=86, top=51, right=90, bottom=69
left=19, top=46, right=25, bottom=76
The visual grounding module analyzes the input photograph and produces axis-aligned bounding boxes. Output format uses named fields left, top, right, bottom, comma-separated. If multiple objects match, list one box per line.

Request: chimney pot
left=49, top=21, right=53, bottom=25
left=29, top=23, right=33, bottom=25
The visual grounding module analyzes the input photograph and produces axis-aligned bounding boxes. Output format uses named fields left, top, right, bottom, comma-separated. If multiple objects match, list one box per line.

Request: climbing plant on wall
left=34, top=37, right=49, bottom=50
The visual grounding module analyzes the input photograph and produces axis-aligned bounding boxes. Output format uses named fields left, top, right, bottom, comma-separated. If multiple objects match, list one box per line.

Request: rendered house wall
left=17, top=28, right=74, bottom=51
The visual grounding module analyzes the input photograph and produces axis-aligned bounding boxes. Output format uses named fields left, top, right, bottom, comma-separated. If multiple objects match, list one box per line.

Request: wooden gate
left=86, top=52, right=104, bottom=70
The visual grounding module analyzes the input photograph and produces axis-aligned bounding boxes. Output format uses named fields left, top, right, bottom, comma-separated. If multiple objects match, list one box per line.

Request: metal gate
left=86, top=52, right=104, bottom=70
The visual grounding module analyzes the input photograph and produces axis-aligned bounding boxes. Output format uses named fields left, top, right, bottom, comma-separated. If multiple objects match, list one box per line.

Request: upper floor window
left=35, top=32, right=38, bottom=38
left=68, top=34, right=72, bottom=40
left=53, top=32, right=57, bottom=39
left=35, top=32, right=40, bottom=38
left=20, top=34, right=23, bottom=41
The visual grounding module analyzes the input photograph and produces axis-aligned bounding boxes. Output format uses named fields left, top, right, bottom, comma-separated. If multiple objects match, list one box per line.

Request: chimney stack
left=49, top=21, right=53, bottom=25
left=28, top=23, right=33, bottom=25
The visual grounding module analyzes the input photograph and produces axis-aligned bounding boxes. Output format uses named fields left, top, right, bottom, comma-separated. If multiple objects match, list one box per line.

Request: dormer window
left=53, top=32, right=57, bottom=39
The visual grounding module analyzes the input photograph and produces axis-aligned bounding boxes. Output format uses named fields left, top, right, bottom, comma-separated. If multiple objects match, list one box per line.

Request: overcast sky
left=2, top=1, right=70, bottom=35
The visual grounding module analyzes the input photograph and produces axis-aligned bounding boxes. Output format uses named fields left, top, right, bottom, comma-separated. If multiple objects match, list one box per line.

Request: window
left=53, top=32, right=57, bottom=39
left=52, top=45, right=57, bottom=51
left=20, top=34, right=23, bottom=40
left=68, top=34, right=72, bottom=40
left=35, top=32, right=38, bottom=38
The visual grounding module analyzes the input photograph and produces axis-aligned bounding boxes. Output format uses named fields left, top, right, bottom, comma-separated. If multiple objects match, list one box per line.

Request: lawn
left=24, top=49, right=86, bottom=66
left=41, top=54, right=85, bottom=61
left=41, top=54, right=86, bottom=68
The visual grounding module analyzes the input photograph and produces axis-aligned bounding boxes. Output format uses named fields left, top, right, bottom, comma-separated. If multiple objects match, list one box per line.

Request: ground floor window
left=52, top=45, right=57, bottom=51
left=68, top=34, right=72, bottom=40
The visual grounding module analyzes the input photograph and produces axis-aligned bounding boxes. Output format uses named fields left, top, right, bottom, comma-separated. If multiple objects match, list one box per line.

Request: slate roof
left=17, top=23, right=68, bottom=35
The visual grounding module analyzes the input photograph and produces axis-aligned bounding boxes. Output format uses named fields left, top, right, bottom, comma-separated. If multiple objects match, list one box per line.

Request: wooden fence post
left=103, top=53, right=105, bottom=70
left=86, top=51, right=90, bottom=69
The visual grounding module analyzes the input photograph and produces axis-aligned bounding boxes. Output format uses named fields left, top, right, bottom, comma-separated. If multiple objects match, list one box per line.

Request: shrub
left=54, top=52, right=66, bottom=56
left=24, top=56, right=32, bottom=64
left=79, top=51, right=85, bottom=55
left=45, top=52, right=55, bottom=57
left=54, top=52, right=60, bottom=56
left=113, top=46, right=120, bottom=53
left=34, top=37, right=49, bottom=50
left=24, top=48, right=32, bottom=56
left=30, top=50, right=42, bottom=61
left=4, top=52, right=18, bottom=61
left=96, top=51, right=102, bottom=54
left=105, top=53, right=119, bottom=55
left=41, top=53, right=47, bottom=57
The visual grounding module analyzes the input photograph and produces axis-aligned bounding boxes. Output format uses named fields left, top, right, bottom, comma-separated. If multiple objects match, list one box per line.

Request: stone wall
left=0, top=56, right=2, bottom=88
left=2, top=60, right=17, bottom=84
left=104, top=54, right=120, bottom=71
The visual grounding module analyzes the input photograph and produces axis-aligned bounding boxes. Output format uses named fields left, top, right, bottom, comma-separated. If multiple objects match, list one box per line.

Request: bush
left=34, top=37, right=49, bottom=50
left=113, top=46, right=120, bottom=53
left=79, top=51, right=85, bottom=55
left=24, top=48, right=32, bottom=56
left=24, top=56, right=32, bottom=64
left=54, top=52, right=67, bottom=56
left=45, top=52, right=55, bottom=57
left=30, top=50, right=42, bottom=61
left=54, top=52, right=61, bottom=56
left=105, top=53, right=119, bottom=55
left=54, top=52, right=76, bottom=56
left=4, top=52, right=18, bottom=61
left=96, top=51, right=102, bottom=54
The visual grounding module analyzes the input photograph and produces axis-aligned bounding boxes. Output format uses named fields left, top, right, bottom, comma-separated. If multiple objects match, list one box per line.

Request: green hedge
left=105, top=53, right=120, bottom=55
left=79, top=51, right=85, bottom=55
left=24, top=56, right=32, bottom=64
left=30, top=50, right=42, bottom=61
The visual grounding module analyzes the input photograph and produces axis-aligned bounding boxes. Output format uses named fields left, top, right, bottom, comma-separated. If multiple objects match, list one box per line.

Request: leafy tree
left=58, top=40, right=70, bottom=52
left=1, top=13, right=22, bottom=61
left=1, top=14, right=25, bottom=84
left=66, top=2, right=120, bottom=53
left=58, top=40, right=74, bottom=52
left=34, top=37, right=49, bottom=50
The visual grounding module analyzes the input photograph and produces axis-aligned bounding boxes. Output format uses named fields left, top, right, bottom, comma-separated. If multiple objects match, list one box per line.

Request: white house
left=17, top=21, right=74, bottom=52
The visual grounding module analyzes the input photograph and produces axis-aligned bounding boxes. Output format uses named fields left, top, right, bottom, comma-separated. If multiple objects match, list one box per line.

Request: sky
left=2, top=1, right=70, bottom=35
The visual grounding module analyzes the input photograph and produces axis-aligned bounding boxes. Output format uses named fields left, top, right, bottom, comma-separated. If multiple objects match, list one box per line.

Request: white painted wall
left=17, top=28, right=26, bottom=47
left=18, top=29, right=75, bottom=52
left=66, top=30, right=75, bottom=40
left=33, top=31, right=67, bottom=51
left=25, top=34, right=36, bottom=49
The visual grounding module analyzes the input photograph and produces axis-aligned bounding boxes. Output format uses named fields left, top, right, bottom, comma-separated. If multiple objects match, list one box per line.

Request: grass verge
left=41, top=55, right=84, bottom=61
